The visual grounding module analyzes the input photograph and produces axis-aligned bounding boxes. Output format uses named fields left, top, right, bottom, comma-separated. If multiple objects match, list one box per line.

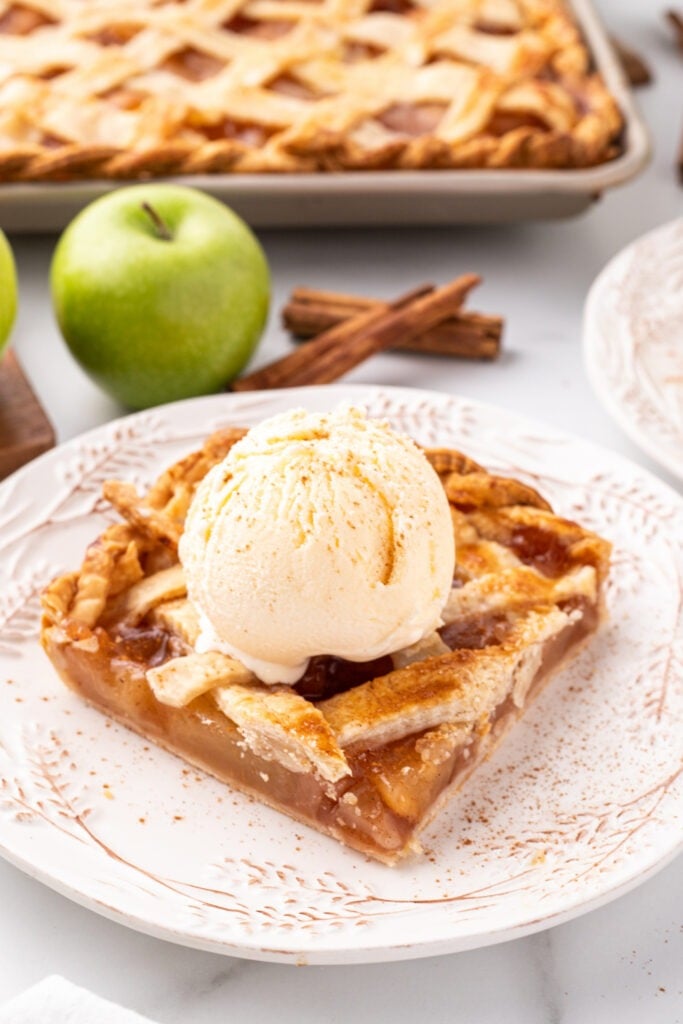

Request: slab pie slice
left=41, top=427, right=610, bottom=864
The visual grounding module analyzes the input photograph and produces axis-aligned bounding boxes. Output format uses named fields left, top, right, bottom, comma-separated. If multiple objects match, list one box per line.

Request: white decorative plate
left=0, top=385, right=681, bottom=965
left=584, top=218, right=683, bottom=483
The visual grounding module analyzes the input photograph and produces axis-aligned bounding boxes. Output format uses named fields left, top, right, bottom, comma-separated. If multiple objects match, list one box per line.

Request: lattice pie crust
left=41, top=426, right=611, bottom=863
left=0, top=0, right=622, bottom=182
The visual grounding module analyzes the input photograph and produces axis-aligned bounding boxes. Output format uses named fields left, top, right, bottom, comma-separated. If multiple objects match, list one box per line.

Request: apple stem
left=141, top=201, right=173, bottom=241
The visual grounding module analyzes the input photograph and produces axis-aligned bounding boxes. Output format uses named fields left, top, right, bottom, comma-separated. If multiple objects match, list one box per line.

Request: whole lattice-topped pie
left=41, top=412, right=611, bottom=863
left=0, top=0, right=622, bottom=182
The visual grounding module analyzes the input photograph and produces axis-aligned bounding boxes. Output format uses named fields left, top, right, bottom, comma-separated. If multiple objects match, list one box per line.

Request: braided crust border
left=0, top=77, right=621, bottom=183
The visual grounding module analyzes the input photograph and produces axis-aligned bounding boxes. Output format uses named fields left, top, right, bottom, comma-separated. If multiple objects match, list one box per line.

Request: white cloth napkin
left=0, top=976, right=161, bottom=1024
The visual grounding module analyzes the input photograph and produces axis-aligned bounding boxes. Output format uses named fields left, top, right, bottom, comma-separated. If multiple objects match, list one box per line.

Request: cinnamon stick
left=666, top=9, right=683, bottom=49
left=283, top=287, right=502, bottom=360
left=664, top=13, right=683, bottom=183
left=610, top=36, right=653, bottom=86
left=234, top=274, right=480, bottom=392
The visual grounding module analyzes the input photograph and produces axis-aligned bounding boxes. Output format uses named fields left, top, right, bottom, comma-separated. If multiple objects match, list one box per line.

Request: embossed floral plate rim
left=583, top=217, right=683, bottom=483
left=0, top=385, right=681, bottom=965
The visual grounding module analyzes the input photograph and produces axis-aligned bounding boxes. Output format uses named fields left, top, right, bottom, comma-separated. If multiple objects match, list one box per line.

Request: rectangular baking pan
left=0, top=0, right=649, bottom=232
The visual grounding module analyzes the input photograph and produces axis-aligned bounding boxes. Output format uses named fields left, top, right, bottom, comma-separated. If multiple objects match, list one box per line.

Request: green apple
left=0, top=228, right=17, bottom=359
left=50, top=184, right=270, bottom=409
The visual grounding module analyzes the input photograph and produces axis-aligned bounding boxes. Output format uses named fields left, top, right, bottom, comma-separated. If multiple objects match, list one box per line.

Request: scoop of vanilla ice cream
left=179, top=406, right=455, bottom=684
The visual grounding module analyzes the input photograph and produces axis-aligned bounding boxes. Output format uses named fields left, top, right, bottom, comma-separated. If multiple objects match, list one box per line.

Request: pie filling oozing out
left=0, top=0, right=623, bottom=182
left=40, top=426, right=611, bottom=864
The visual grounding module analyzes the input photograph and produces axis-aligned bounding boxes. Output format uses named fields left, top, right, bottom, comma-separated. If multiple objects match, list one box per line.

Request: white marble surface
left=1, top=0, right=682, bottom=1019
